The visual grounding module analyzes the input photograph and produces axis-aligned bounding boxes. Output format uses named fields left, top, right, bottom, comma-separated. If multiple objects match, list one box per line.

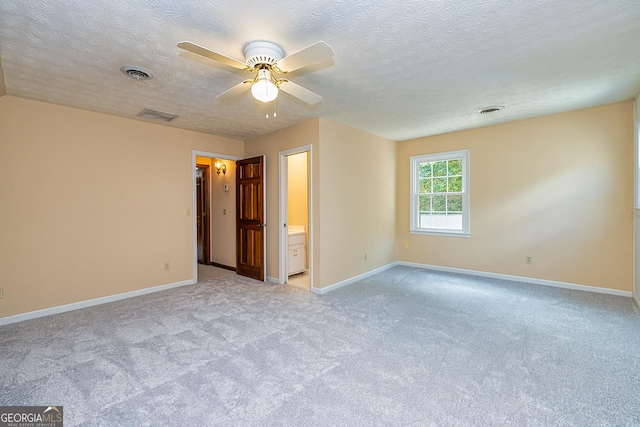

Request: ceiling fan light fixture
left=178, top=39, right=333, bottom=106
left=251, top=69, right=278, bottom=103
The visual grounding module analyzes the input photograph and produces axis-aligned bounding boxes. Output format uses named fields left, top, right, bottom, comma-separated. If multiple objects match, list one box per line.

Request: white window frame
left=410, top=149, right=470, bottom=237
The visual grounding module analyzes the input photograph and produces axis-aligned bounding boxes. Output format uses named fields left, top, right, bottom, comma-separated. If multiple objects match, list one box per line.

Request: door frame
left=192, top=150, right=242, bottom=282
left=634, top=119, right=640, bottom=309
left=278, top=145, right=313, bottom=289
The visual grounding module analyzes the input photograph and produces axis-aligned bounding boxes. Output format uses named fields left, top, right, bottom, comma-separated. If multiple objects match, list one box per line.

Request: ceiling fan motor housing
left=243, top=41, right=284, bottom=69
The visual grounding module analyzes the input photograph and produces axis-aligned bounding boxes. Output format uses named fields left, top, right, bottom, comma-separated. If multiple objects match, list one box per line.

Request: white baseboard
left=397, top=261, right=633, bottom=297
left=0, top=278, right=196, bottom=326
left=311, top=263, right=396, bottom=295
left=4, top=263, right=632, bottom=326
left=266, top=276, right=279, bottom=284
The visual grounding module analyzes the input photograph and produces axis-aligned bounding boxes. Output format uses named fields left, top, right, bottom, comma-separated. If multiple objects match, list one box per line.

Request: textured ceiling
left=1, top=0, right=639, bottom=142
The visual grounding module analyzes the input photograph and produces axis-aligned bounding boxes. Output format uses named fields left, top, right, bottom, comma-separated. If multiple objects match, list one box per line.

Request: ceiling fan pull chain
left=266, top=99, right=278, bottom=119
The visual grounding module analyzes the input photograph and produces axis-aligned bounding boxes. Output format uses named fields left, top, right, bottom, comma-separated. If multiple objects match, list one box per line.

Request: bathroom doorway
left=279, top=146, right=312, bottom=290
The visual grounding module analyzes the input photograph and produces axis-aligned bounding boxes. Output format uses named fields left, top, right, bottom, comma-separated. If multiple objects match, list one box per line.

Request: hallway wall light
left=214, top=160, right=226, bottom=175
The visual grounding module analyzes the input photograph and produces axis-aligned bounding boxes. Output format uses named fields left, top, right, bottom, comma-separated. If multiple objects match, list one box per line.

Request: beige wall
left=287, top=152, right=308, bottom=230
left=245, top=118, right=397, bottom=289
left=288, top=151, right=309, bottom=268
left=0, top=96, right=243, bottom=317
left=195, top=157, right=237, bottom=268
left=397, top=102, right=634, bottom=292
left=210, top=158, right=237, bottom=268
left=2, top=94, right=633, bottom=319
left=318, top=119, right=397, bottom=288
left=245, top=119, right=320, bottom=283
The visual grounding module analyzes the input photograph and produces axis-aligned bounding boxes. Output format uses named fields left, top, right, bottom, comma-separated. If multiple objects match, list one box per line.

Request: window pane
left=419, top=163, right=432, bottom=178
left=432, top=195, right=446, bottom=212
left=419, top=178, right=431, bottom=193
left=447, top=195, right=463, bottom=212
left=448, top=176, right=462, bottom=192
left=419, top=195, right=431, bottom=229
left=448, top=159, right=462, bottom=176
left=432, top=213, right=447, bottom=229
left=446, top=213, right=462, bottom=230
left=419, top=195, right=431, bottom=212
left=419, top=212, right=432, bottom=228
left=433, top=177, right=446, bottom=193
left=433, top=161, right=447, bottom=177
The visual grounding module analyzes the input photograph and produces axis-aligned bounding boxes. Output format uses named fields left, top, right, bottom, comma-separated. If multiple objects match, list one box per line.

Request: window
left=410, top=150, right=469, bottom=236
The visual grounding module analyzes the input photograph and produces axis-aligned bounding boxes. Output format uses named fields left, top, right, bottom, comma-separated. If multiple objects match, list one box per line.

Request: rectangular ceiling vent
left=137, top=108, right=178, bottom=122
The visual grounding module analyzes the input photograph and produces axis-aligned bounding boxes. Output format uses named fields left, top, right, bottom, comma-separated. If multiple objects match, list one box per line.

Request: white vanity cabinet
left=288, top=228, right=306, bottom=276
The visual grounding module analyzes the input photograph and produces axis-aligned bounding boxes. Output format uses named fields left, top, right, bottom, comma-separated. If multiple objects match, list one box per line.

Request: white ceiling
left=1, top=0, right=639, bottom=142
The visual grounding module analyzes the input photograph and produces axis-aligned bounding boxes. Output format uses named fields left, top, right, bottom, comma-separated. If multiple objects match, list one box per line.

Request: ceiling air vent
left=120, top=65, right=154, bottom=81
left=479, top=106, right=504, bottom=114
left=137, top=108, right=178, bottom=122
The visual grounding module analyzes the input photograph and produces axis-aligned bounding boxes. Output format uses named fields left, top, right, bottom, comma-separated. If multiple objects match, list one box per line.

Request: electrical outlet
left=403, top=242, right=409, bottom=248
left=0, top=288, right=4, bottom=298
left=525, top=256, right=533, bottom=264
left=186, top=208, right=191, bottom=216
left=164, top=262, right=170, bottom=271
left=223, top=208, right=227, bottom=215
left=364, top=253, right=368, bottom=261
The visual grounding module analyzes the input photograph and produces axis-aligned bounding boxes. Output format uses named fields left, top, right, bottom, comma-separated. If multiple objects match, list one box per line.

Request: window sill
left=410, top=229, right=470, bottom=238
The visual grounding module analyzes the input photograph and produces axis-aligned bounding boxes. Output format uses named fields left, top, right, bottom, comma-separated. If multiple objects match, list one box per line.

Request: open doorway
left=196, top=164, right=210, bottom=265
left=279, top=146, right=312, bottom=290
left=192, top=151, right=241, bottom=282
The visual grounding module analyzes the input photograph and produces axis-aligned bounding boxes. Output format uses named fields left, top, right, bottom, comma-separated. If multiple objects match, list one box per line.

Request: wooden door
left=236, top=156, right=265, bottom=281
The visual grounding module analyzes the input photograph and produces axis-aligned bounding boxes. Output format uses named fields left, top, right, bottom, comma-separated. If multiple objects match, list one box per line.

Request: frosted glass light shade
left=251, top=69, right=278, bottom=102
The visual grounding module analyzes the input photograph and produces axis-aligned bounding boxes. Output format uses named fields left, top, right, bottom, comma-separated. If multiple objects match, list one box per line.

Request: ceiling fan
left=177, top=40, right=334, bottom=105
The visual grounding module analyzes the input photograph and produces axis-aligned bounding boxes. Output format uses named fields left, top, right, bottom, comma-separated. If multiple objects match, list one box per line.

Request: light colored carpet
left=1, top=266, right=639, bottom=426
left=197, top=263, right=236, bottom=282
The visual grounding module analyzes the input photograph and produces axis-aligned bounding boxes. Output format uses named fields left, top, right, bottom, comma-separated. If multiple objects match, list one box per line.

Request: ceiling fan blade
left=276, top=41, right=334, bottom=73
left=178, top=41, right=248, bottom=70
left=278, top=80, right=323, bottom=105
left=217, top=80, right=253, bottom=100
